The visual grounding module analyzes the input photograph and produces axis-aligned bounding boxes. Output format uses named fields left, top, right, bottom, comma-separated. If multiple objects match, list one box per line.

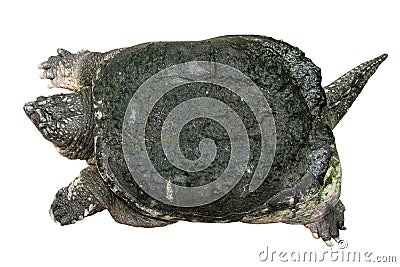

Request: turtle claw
left=49, top=208, right=61, bottom=226
left=40, top=68, right=56, bottom=79
left=57, top=48, right=72, bottom=57
left=310, top=231, right=336, bottom=247
left=38, top=60, right=51, bottom=70
left=312, top=232, right=319, bottom=239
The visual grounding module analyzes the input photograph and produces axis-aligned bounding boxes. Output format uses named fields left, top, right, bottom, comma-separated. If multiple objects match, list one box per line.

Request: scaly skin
left=23, top=88, right=94, bottom=160
left=38, top=48, right=123, bottom=90
left=25, top=37, right=387, bottom=247
left=322, top=54, right=388, bottom=129
left=50, top=165, right=176, bottom=227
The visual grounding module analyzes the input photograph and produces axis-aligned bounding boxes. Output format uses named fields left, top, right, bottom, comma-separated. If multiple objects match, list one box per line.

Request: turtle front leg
left=39, top=48, right=123, bottom=90
left=304, top=200, right=346, bottom=246
left=50, top=165, right=109, bottom=225
left=50, top=165, right=175, bottom=227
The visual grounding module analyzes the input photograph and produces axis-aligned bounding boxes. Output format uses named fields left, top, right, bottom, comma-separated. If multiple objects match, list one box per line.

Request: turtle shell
left=93, top=35, right=325, bottom=222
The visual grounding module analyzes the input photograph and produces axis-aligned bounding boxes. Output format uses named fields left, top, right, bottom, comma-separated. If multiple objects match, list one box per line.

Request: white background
left=1, top=0, right=398, bottom=266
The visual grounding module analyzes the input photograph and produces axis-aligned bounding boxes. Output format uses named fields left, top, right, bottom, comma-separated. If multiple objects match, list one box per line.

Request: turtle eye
left=36, top=96, right=46, bottom=102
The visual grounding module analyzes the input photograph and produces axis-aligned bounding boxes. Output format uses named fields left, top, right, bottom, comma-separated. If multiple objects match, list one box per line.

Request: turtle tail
left=322, top=54, right=387, bottom=129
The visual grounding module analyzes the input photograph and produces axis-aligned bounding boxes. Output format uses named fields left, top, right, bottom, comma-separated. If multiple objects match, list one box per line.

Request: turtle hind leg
left=50, top=165, right=109, bottom=225
left=304, top=200, right=346, bottom=246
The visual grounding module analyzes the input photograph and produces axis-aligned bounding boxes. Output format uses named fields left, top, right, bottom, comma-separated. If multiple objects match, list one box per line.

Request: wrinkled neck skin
left=57, top=87, right=94, bottom=159
left=24, top=87, right=94, bottom=160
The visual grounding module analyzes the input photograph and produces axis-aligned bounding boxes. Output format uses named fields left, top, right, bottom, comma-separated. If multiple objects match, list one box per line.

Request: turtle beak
left=23, top=96, right=58, bottom=145
left=23, top=98, right=47, bottom=127
left=23, top=101, right=39, bottom=126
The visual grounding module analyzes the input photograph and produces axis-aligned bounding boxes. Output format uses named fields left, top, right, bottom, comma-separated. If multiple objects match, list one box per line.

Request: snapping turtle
left=24, top=35, right=386, bottom=246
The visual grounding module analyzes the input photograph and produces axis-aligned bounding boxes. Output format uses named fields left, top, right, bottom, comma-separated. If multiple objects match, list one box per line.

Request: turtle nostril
left=30, top=112, right=41, bottom=125
left=23, top=102, right=34, bottom=115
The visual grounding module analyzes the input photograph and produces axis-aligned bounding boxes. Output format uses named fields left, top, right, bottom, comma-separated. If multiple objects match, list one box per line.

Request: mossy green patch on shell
left=242, top=143, right=341, bottom=224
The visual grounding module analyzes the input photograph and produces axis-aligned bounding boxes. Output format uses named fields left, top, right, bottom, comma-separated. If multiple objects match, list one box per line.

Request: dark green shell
left=93, top=35, right=326, bottom=222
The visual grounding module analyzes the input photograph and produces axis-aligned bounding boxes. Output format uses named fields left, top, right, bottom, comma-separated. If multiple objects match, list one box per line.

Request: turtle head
left=23, top=88, right=94, bottom=159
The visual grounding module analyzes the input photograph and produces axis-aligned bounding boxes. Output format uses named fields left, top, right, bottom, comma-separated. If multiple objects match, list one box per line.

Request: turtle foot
left=304, top=200, right=346, bottom=246
left=39, top=48, right=90, bottom=90
left=49, top=169, right=105, bottom=226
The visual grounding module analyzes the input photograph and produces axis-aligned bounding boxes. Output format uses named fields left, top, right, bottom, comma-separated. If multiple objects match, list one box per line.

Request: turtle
left=23, top=35, right=386, bottom=246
